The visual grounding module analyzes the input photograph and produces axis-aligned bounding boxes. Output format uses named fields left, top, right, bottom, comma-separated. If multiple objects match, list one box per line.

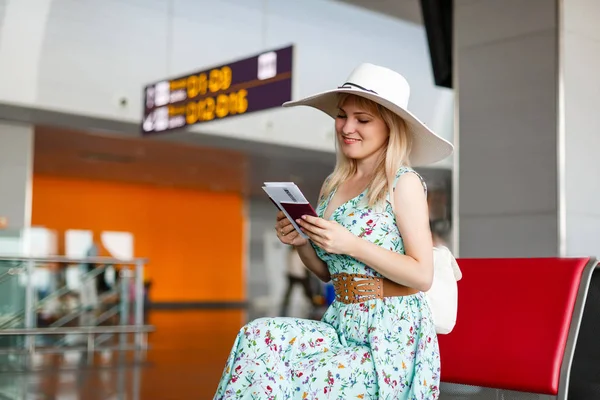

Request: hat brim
left=282, top=88, right=454, bottom=167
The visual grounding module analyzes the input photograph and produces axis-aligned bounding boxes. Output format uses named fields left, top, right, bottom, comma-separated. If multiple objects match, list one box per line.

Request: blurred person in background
left=279, top=246, right=316, bottom=317
left=215, top=63, right=453, bottom=399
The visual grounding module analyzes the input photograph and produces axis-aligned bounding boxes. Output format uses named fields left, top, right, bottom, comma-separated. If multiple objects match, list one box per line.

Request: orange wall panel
left=31, top=175, right=245, bottom=303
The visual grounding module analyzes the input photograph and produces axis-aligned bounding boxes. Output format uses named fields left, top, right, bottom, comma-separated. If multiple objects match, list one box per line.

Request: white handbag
left=426, top=246, right=462, bottom=334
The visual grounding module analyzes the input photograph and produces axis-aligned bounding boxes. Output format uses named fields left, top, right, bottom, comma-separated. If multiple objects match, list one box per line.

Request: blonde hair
left=321, top=94, right=413, bottom=208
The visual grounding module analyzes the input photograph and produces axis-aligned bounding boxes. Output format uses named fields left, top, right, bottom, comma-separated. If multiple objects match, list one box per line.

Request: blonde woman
left=215, top=63, right=454, bottom=399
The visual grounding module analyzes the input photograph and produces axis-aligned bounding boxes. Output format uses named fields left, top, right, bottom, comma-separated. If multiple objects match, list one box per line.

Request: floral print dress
left=214, top=167, right=440, bottom=399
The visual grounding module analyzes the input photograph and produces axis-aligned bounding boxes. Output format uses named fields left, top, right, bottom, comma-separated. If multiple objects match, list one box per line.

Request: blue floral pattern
left=215, top=167, right=440, bottom=399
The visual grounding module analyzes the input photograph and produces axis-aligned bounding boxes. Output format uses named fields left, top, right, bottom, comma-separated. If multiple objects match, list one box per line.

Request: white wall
left=562, top=0, right=600, bottom=257
left=0, top=0, right=453, bottom=165
left=455, top=0, right=560, bottom=257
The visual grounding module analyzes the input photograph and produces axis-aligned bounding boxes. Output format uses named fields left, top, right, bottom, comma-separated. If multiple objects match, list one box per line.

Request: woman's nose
left=342, top=119, right=357, bottom=135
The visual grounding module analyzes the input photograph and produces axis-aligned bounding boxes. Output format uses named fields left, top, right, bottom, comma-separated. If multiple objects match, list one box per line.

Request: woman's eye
left=358, top=119, right=369, bottom=124
left=336, top=114, right=347, bottom=119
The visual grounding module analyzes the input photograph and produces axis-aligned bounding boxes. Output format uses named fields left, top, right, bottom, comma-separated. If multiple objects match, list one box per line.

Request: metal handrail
left=0, top=255, right=147, bottom=264
left=0, top=344, right=148, bottom=356
left=0, top=325, right=154, bottom=336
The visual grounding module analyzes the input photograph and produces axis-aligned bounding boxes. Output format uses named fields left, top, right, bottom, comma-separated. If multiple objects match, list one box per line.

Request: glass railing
left=0, top=254, right=153, bottom=372
left=0, top=228, right=27, bottom=373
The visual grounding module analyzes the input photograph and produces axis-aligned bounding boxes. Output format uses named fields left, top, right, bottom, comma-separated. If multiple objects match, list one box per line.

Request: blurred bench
left=438, top=257, right=600, bottom=399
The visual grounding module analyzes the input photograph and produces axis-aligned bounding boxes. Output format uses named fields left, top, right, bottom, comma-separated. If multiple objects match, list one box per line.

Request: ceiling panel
left=335, top=0, right=423, bottom=25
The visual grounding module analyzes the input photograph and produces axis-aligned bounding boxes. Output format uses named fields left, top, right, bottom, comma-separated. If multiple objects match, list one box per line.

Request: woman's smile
left=342, top=137, right=362, bottom=145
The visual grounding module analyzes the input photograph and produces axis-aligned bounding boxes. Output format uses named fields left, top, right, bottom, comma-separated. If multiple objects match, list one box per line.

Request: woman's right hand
left=275, top=211, right=308, bottom=247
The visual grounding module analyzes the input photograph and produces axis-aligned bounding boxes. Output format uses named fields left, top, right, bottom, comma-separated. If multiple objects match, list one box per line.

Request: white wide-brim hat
left=282, top=63, right=454, bottom=167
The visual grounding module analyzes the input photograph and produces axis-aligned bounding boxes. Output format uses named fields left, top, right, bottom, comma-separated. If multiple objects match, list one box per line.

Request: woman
left=214, top=63, right=454, bottom=399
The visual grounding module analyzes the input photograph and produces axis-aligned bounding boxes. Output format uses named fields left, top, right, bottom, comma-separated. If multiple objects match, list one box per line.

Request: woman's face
left=335, top=97, right=389, bottom=162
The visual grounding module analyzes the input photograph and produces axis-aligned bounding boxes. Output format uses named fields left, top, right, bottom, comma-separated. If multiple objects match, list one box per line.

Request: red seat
left=438, top=257, right=598, bottom=396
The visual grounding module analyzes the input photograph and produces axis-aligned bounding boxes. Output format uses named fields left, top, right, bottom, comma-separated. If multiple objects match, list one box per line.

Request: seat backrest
left=437, top=257, right=591, bottom=395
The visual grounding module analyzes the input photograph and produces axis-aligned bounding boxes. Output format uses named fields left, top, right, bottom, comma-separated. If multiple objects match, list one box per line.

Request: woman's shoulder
left=392, top=166, right=427, bottom=194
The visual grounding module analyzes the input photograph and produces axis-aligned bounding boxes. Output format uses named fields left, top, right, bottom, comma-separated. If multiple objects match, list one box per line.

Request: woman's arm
left=296, top=242, right=330, bottom=282
left=277, top=211, right=330, bottom=282
left=298, top=179, right=331, bottom=283
left=347, top=172, right=434, bottom=292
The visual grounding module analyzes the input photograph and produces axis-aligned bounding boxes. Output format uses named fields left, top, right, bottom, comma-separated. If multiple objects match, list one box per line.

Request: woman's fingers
left=275, top=213, right=326, bottom=244
left=276, top=218, right=293, bottom=232
left=305, top=233, right=323, bottom=248
left=300, top=215, right=328, bottom=228
left=280, top=223, right=295, bottom=236
left=277, top=217, right=292, bottom=228
left=297, top=218, right=326, bottom=239
left=283, top=230, right=299, bottom=242
left=274, top=216, right=297, bottom=239
left=276, top=211, right=287, bottom=221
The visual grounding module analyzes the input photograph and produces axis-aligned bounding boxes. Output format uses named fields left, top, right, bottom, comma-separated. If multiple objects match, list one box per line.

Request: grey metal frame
left=557, top=257, right=599, bottom=399
left=556, top=0, right=568, bottom=257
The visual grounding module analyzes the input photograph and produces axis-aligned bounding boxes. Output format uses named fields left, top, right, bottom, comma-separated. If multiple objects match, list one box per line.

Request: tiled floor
left=0, top=310, right=245, bottom=399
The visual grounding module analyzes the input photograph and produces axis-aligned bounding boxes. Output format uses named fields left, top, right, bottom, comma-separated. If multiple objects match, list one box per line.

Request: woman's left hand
left=297, top=215, right=359, bottom=255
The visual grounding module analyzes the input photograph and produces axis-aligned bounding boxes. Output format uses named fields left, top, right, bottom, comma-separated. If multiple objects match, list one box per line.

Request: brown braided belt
left=331, top=273, right=419, bottom=304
